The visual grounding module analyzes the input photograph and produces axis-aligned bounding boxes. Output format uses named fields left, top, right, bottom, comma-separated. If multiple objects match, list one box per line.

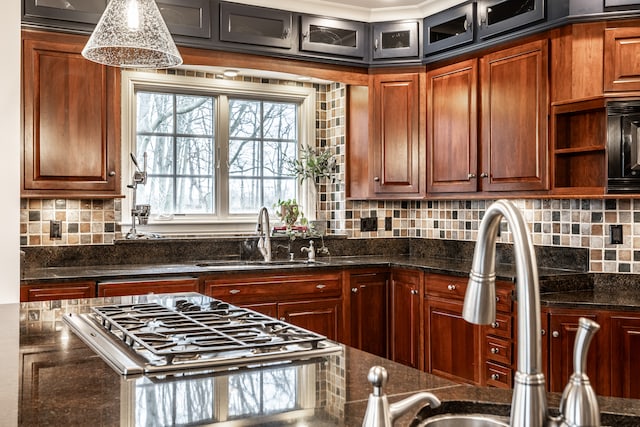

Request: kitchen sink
left=417, top=414, right=509, bottom=427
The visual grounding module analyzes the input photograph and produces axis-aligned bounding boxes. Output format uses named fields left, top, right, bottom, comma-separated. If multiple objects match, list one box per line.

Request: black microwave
left=607, top=101, right=640, bottom=193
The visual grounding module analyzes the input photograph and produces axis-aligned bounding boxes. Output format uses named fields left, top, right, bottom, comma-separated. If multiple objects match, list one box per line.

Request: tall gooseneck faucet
left=256, top=207, right=272, bottom=262
left=463, top=200, right=547, bottom=427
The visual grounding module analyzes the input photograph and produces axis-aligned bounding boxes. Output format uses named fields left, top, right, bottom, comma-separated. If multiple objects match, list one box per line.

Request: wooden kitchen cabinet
left=427, top=38, right=548, bottom=195
left=546, top=309, right=609, bottom=396
left=390, top=268, right=423, bottom=369
left=479, top=38, right=549, bottom=192
left=22, top=30, right=120, bottom=198
left=348, top=270, right=389, bottom=358
left=96, top=277, right=200, bottom=297
left=20, top=280, right=95, bottom=302
left=424, top=273, right=481, bottom=384
left=370, top=71, right=426, bottom=198
left=604, top=25, right=640, bottom=92
left=202, top=271, right=344, bottom=341
left=609, top=312, right=640, bottom=399
left=427, top=59, right=478, bottom=194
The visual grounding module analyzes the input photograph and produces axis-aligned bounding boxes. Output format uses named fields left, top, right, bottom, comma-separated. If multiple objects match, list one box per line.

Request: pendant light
left=82, top=0, right=183, bottom=69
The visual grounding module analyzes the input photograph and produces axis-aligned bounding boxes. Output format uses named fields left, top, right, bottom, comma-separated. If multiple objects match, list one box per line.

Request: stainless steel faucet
left=362, top=366, right=441, bottom=427
left=256, top=207, right=272, bottom=262
left=463, top=200, right=600, bottom=427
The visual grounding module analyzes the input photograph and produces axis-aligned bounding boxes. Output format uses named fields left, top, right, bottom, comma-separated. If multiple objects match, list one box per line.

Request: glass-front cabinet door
left=372, top=21, right=419, bottom=59
left=23, top=0, right=212, bottom=39
left=300, top=16, right=366, bottom=58
left=477, top=0, right=545, bottom=39
left=220, top=2, right=293, bottom=49
left=424, top=2, right=474, bottom=55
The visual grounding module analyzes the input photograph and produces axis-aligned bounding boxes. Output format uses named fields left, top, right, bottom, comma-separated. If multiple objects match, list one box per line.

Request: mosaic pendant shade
left=82, top=0, right=183, bottom=68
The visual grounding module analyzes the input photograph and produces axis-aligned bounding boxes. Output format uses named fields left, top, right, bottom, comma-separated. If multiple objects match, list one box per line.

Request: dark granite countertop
left=20, top=254, right=586, bottom=285
left=6, top=295, right=640, bottom=426
left=541, top=289, right=640, bottom=312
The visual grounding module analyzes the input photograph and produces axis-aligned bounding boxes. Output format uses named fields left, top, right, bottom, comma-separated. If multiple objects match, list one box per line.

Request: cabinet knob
left=447, top=284, right=456, bottom=291
left=374, top=176, right=380, bottom=182
left=468, top=173, right=476, bottom=179
left=410, top=289, right=418, bottom=295
left=495, top=296, right=500, bottom=302
left=480, top=172, right=489, bottom=178
left=351, top=287, right=358, bottom=293
left=490, top=347, right=500, bottom=354
left=491, top=322, right=499, bottom=329
left=316, top=283, right=326, bottom=289
left=229, top=289, right=240, bottom=295
left=552, top=331, right=560, bottom=338
left=541, top=329, right=546, bottom=336
left=108, top=171, right=116, bottom=177
left=491, top=373, right=500, bottom=381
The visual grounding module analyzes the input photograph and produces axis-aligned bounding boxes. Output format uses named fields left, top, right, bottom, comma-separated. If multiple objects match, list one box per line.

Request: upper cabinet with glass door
left=219, top=2, right=293, bottom=49
left=477, top=0, right=545, bottom=39
left=23, top=0, right=213, bottom=40
left=300, top=15, right=367, bottom=59
left=372, top=20, right=420, bottom=60
left=424, top=2, right=475, bottom=55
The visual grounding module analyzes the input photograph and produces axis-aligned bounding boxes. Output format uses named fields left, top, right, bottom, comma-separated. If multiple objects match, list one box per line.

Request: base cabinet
left=20, top=281, right=95, bottom=302
left=348, top=270, right=389, bottom=358
left=390, top=269, right=423, bottom=369
left=610, top=314, right=640, bottom=399
left=279, top=299, right=342, bottom=342
left=96, top=277, right=200, bottom=297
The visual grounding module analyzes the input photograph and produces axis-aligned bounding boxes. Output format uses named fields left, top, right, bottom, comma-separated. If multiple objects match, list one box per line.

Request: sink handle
left=558, top=317, right=601, bottom=427
left=362, top=366, right=440, bottom=427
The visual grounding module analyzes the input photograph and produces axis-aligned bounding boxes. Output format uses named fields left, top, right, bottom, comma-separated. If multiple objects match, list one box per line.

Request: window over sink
left=121, top=70, right=316, bottom=235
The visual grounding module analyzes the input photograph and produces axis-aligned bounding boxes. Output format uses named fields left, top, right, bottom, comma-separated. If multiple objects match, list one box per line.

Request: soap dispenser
left=557, top=317, right=601, bottom=427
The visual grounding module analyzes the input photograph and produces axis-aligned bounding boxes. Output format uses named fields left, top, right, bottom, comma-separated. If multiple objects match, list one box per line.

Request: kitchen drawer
left=97, top=277, right=200, bottom=297
left=485, top=361, right=512, bottom=388
left=495, top=283, right=513, bottom=313
left=485, top=335, right=512, bottom=365
left=20, top=280, right=96, bottom=302
left=204, top=272, right=342, bottom=303
left=486, top=312, right=512, bottom=339
left=425, top=273, right=467, bottom=300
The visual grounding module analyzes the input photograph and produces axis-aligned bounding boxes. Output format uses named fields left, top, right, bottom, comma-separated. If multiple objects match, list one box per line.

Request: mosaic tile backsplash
left=18, top=72, right=640, bottom=274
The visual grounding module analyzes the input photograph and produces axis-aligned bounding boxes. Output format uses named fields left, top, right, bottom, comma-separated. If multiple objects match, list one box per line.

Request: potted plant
left=274, top=199, right=302, bottom=226
left=286, top=146, right=336, bottom=184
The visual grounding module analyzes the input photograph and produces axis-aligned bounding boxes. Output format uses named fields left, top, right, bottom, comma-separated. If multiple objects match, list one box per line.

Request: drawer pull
left=447, top=284, right=456, bottom=291
left=229, top=289, right=241, bottom=295
left=490, top=347, right=500, bottom=354
left=491, top=373, right=500, bottom=381
left=316, top=284, right=326, bottom=289
left=491, top=322, right=500, bottom=329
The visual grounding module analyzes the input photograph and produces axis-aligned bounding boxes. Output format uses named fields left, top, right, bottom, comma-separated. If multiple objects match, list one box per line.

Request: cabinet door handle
left=490, top=347, right=500, bottom=354
left=447, top=284, right=456, bottom=291
left=491, top=322, right=500, bottom=329
left=374, top=38, right=379, bottom=50
left=480, top=172, right=489, bottom=178
left=108, top=171, right=116, bottom=177
left=495, top=296, right=500, bottom=302
left=468, top=173, right=476, bottom=179
left=229, top=289, right=240, bottom=295
left=316, top=283, right=326, bottom=289
left=552, top=331, right=560, bottom=338
left=541, top=329, right=546, bottom=336
left=282, top=28, right=290, bottom=39
left=302, top=31, right=308, bottom=39
left=410, top=289, right=418, bottom=295
left=374, top=176, right=380, bottom=182
left=491, top=373, right=500, bottom=381
left=351, top=287, right=358, bottom=293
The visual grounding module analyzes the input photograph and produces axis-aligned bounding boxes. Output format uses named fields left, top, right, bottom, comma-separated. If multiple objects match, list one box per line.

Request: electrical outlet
left=610, top=224, right=623, bottom=244
left=50, top=220, right=62, bottom=239
left=360, top=217, right=378, bottom=232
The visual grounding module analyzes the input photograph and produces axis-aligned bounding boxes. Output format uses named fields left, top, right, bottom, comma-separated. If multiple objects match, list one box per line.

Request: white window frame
left=121, top=70, right=317, bottom=236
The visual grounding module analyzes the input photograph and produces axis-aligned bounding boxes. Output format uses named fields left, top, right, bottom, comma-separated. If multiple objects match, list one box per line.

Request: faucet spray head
left=463, top=270, right=497, bottom=325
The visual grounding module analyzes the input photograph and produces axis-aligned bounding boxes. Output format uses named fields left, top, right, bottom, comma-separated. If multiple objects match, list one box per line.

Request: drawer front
left=205, top=273, right=342, bottom=303
left=485, top=335, right=512, bottom=365
left=425, top=274, right=468, bottom=300
left=485, top=361, right=512, bottom=388
left=486, top=312, right=512, bottom=339
left=495, top=283, right=513, bottom=313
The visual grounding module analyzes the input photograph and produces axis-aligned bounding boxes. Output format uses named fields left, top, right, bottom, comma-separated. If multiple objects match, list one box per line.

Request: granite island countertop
left=5, top=295, right=640, bottom=426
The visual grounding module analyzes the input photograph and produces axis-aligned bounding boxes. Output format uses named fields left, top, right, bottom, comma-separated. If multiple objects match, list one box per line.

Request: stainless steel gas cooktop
left=63, top=293, right=342, bottom=377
